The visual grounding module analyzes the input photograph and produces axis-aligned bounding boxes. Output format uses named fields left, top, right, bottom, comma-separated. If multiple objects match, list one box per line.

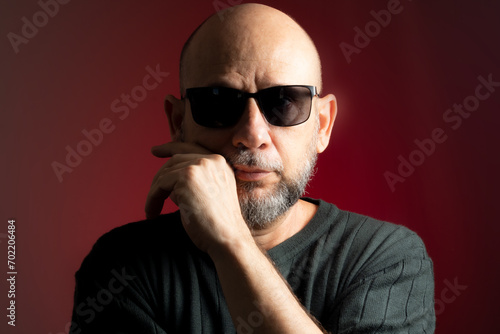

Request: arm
left=146, top=142, right=326, bottom=334
left=210, top=230, right=327, bottom=334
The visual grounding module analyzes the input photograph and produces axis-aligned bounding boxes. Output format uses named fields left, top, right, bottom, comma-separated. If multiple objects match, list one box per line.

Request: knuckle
left=212, top=154, right=226, bottom=163
left=196, top=157, right=211, bottom=167
left=184, top=164, right=198, bottom=178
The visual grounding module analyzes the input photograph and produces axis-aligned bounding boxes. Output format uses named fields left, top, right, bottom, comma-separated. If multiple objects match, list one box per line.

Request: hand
left=145, top=142, right=252, bottom=255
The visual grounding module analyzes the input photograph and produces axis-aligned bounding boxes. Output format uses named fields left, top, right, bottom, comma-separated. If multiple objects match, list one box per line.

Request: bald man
left=71, top=4, right=435, bottom=333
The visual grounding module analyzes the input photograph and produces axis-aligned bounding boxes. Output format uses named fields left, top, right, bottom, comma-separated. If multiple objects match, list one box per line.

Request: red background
left=2, top=0, right=499, bottom=333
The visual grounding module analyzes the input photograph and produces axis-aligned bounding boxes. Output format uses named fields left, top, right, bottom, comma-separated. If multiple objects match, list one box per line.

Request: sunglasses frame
left=183, top=85, right=319, bottom=128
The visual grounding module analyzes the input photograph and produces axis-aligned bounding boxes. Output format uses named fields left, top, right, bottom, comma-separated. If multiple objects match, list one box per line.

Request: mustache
left=224, top=150, right=284, bottom=176
left=184, top=138, right=283, bottom=174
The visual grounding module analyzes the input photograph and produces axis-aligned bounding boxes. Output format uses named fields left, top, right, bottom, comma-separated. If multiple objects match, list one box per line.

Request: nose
left=231, top=98, right=272, bottom=150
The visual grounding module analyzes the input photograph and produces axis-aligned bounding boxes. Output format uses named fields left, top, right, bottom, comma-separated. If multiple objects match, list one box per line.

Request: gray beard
left=236, top=155, right=316, bottom=229
left=226, top=129, right=318, bottom=229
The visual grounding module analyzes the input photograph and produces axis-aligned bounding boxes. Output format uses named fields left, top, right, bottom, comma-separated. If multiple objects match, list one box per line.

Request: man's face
left=176, top=9, right=328, bottom=228
left=181, top=74, right=321, bottom=227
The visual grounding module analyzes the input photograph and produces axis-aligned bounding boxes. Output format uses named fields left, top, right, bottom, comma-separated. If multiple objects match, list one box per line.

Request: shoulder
left=310, top=199, right=432, bottom=281
left=76, top=211, right=197, bottom=276
left=318, top=199, right=429, bottom=260
left=311, top=201, right=435, bottom=331
left=94, top=211, right=184, bottom=248
left=340, top=209, right=428, bottom=259
left=274, top=199, right=429, bottom=268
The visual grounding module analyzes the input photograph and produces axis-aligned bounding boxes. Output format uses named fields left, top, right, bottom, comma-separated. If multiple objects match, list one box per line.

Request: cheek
left=273, top=129, right=308, bottom=165
left=280, top=125, right=318, bottom=171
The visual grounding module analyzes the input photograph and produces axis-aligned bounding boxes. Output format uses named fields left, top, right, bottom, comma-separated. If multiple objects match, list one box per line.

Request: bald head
left=179, top=4, right=322, bottom=94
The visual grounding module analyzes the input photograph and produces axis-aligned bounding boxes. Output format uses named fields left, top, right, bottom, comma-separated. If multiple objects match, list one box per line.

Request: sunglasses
left=183, top=85, right=318, bottom=128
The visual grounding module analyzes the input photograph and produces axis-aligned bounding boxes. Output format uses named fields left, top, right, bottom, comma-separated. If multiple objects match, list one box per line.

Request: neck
left=250, top=199, right=317, bottom=251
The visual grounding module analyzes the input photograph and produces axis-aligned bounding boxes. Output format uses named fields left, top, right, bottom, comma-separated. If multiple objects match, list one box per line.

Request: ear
left=164, top=94, right=185, bottom=142
left=315, top=94, right=337, bottom=153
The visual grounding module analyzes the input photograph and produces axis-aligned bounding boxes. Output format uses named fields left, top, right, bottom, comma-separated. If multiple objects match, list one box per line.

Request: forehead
left=182, top=17, right=319, bottom=91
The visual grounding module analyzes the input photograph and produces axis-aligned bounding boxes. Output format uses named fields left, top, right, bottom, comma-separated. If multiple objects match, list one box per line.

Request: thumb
left=151, top=142, right=214, bottom=158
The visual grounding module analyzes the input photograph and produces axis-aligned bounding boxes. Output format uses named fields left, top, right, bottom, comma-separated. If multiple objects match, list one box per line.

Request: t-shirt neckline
left=267, top=198, right=338, bottom=264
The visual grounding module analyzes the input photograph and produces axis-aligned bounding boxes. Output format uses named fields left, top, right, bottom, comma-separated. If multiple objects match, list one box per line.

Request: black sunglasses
left=183, top=85, right=318, bottom=128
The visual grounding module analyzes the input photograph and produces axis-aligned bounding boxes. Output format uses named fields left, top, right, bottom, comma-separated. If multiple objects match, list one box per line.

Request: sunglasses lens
left=259, top=86, right=313, bottom=126
left=187, top=87, right=243, bottom=128
left=186, top=86, right=314, bottom=128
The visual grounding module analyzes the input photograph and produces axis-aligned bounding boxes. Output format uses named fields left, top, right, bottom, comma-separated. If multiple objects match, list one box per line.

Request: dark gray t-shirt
left=70, top=198, right=435, bottom=333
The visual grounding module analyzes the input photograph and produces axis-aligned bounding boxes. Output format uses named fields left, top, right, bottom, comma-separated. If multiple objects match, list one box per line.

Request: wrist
left=208, top=230, right=260, bottom=266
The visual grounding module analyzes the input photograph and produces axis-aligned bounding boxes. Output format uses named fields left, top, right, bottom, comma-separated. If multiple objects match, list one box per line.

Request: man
left=71, top=4, right=435, bottom=333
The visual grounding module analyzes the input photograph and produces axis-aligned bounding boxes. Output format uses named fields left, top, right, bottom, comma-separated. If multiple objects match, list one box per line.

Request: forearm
left=210, top=238, right=326, bottom=334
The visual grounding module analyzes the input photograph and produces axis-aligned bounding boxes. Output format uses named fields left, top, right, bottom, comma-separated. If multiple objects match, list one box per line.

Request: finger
left=146, top=155, right=216, bottom=218
left=151, top=157, right=205, bottom=185
left=162, top=154, right=217, bottom=168
left=145, top=187, right=170, bottom=219
left=151, top=142, right=213, bottom=158
left=145, top=169, right=180, bottom=219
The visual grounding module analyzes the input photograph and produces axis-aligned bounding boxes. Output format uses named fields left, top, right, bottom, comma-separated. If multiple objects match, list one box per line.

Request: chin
left=236, top=180, right=273, bottom=198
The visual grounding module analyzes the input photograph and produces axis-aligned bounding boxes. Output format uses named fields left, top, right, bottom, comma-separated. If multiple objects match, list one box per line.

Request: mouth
left=232, top=165, right=273, bottom=182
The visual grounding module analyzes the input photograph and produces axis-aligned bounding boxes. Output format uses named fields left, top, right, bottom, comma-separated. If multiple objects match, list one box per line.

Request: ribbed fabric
left=70, top=198, right=435, bottom=333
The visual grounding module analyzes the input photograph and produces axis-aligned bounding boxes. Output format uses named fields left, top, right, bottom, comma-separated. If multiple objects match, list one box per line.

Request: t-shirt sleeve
left=70, top=267, right=168, bottom=334
left=69, top=227, right=169, bottom=334
left=325, top=219, right=435, bottom=333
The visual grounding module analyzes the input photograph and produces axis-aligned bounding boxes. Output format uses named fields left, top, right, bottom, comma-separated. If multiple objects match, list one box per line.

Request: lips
left=233, top=165, right=272, bottom=181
